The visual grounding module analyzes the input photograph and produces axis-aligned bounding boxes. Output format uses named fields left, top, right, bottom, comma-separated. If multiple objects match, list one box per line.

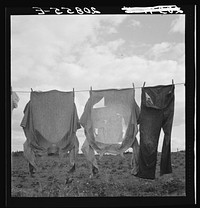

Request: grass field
left=11, top=151, right=185, bottom=197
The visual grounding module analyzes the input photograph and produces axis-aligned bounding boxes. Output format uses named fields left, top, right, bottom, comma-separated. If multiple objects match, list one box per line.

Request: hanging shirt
left=80, top=88, right=140, bottom=173
left=21, top=90, right=81, bottom=168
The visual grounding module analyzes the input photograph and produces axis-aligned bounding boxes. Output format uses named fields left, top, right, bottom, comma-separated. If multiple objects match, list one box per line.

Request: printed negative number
left=91, top=7, right=101, bottom=14
left=61, top=7, right=74, bottom=14
left=75, top=7, right=84, bottom=14
left=32, top=7, right=45, bottom=15
left=33, top=7, right=101, bottom=15
left=75, top=7, right=101, bottom=14
left=83, top=7, right=92, bottom=13
left=50, top=7, right=63, bottom=15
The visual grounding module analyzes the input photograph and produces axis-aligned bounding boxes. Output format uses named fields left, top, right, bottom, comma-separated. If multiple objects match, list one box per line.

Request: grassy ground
left=11, top=151, right=185, bottom=197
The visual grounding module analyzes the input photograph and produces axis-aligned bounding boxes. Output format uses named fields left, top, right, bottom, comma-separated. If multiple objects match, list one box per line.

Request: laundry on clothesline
left=11, top=88, right=20, bottom=111
left=12, top=82, right=178, bottom=179
left=80, top=87, right=140, bottom=175
left=135, top=84, right=175, bottom=179
left=20, top=90, right=81, bottom=173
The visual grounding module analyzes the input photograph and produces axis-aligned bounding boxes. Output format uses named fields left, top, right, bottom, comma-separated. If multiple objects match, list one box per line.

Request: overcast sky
left=11, top=14, right=185, bottom=152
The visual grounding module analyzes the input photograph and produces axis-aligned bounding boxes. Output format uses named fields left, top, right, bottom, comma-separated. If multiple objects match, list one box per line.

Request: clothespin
left=31, top=88, right=33, bottom=92
left=90, top=86, right=92, bottom=96
left=90, top=86, right=92, bottom=99
left=72, top=88, right=75, bottom=99
left=143, top=82, right=146, bottom=88
left=172, top=79, right=174, bottom=85
left=132, top=83, right=135, bottom=98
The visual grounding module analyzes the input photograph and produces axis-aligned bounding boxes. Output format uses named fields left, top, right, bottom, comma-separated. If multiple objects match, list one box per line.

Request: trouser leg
left=131, top=137, right=139, bottom=175
left=137, top=108, right=162, bottom=179
left=160, top=108, right=174, bottom=175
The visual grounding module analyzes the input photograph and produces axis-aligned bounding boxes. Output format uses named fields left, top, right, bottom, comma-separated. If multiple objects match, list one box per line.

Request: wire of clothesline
left=13, top=82, right=185, bottom=93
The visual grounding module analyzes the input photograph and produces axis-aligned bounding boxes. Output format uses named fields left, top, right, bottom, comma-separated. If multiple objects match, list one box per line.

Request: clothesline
left=13, top=82, right=185, bottom=93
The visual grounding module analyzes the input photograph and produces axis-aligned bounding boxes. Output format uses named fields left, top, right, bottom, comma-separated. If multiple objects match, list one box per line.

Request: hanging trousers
left=136, top=85, right=175, bottom=179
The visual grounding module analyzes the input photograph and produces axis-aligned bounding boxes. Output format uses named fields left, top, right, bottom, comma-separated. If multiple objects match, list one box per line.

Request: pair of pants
left=137, top=85, right=175, bottom=179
